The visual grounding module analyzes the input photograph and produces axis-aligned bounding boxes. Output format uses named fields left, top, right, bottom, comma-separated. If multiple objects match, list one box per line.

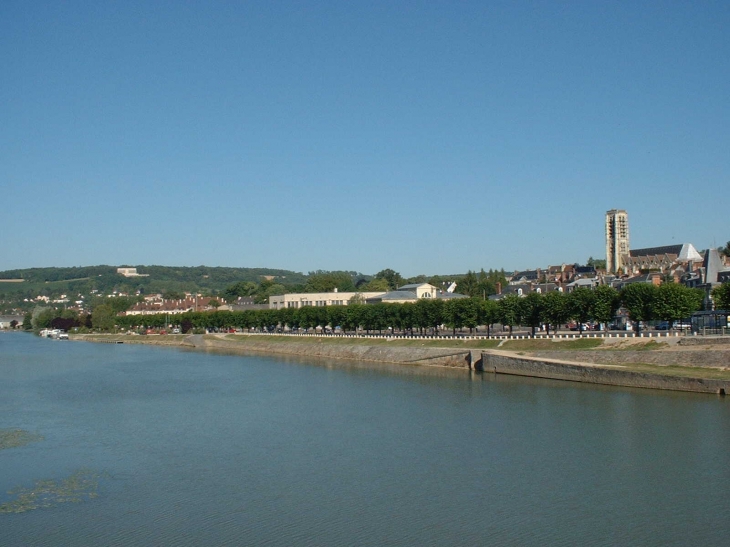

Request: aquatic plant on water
left=0, top=469, right=102, bottom=514
left=0, top=429, right=44, bottom=450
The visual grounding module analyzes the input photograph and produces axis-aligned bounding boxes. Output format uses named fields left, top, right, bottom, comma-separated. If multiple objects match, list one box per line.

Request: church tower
left=606, top=209, right=629, bottom=274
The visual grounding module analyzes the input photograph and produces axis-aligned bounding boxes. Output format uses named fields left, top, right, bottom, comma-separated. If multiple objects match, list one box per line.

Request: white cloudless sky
left=2, top=1, right=728, bottom=277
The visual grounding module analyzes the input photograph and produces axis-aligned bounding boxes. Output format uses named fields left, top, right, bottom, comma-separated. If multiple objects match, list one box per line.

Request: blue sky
left=2, top=1, right=728, bottom=277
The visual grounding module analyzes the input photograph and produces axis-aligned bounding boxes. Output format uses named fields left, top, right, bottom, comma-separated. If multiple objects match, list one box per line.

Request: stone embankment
left=481, top=351, right=729, bottom=395
left=525, top=347, right=730, bottom=368
left=196, top=335, right=473, bottom=368
left=71, top=334, right=473, bottom=367
left=71, top=334, right=730, bottom=395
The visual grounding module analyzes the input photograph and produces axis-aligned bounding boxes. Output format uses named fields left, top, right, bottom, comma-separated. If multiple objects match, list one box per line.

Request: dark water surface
left=1, top=333, right=728, bottom=546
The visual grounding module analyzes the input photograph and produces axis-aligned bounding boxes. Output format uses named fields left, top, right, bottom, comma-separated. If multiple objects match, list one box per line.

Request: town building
left=117, top=267, right=149, bottom=278
left=365, top=283, right=466, bottom=304
left=269, top=290, right=386, bottom=310
left=624, top=243, right=702, bottom=276
left=124, top=296, right=220, bottom=315
left=683, top=248, right=730, bottom=307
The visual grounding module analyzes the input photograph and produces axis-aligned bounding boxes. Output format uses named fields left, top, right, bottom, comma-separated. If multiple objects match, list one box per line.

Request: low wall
left=72, top=334, right=195, bottom=347
left=525, top=348, right=730, bottom=368
left=481, top=351, right=729, bottom=394
left=198, top=337, right=472, bottom=368
left=678, top=336, right=730, bottom=346
left=72, top=334, right=472, bottom=368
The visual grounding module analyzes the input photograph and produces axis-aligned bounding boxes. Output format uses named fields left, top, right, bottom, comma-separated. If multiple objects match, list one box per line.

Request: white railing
left=228, top=330, right=694, bottom=341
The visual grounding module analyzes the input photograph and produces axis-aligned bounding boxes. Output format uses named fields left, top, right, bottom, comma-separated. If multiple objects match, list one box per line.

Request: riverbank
left=70, top=333, right=730, bottom=395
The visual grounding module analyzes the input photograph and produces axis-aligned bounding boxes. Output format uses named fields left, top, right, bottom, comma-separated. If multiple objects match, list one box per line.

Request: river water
left=1, top=333, right=728, bottom=546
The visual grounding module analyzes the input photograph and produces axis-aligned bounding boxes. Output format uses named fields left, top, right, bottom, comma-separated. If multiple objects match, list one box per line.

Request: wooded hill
left=0, top=265, right=309, bottom=297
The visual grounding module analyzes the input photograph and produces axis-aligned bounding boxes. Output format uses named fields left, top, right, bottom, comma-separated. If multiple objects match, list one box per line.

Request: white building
left=117, top=267, right=149, bottom=277
left=269, top=290, right=386, bottom=310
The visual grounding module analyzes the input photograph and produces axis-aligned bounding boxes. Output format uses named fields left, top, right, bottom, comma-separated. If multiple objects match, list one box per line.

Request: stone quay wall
left=481, top=351, right=729, bottom=395
left=196, top=336, right=472, bottom=368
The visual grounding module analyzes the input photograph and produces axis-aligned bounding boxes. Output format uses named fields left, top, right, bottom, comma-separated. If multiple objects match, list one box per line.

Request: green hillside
left=0, top=265, right=308, bottom=299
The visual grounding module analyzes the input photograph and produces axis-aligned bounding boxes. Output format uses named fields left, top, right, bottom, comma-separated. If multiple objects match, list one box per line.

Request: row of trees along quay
left=56, top=282, right=722, bottom=338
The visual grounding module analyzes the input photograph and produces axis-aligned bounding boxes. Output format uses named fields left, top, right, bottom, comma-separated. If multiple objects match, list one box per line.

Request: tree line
left=27, top=281, right=714, bottom=336
left=65, top=283, right=708, bottom=336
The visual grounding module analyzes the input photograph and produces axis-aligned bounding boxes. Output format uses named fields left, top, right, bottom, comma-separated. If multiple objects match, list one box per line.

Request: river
left=1, top=333, right=728, bottom=546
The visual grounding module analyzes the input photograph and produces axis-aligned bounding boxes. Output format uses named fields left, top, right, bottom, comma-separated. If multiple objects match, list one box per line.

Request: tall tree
left=457, top=271, right=479, bottom=297
left=359, top=278, right=391, bottom=292
left=653, top=283, right=704, bottom=327
left=567, top=287, right=595, bottom=334
left=591, top=285, right=621, bottom=328
left=374, top=269, right=403, bottom=290
left=305, top=271, right=356, bottom=293
left=620, top=283, right=658, bottom=333
left=542, top=290, right=569, bottom=335
left=479, top=299, right=499, bottom=337
left=224, top=281, right=258, bottom=300
left=519, top=292, right=544, bottom=337
left=719, top=241, right=730, bottom=259
left=91, top=303, right=116, bottom=331
left=497, top=295, right=522, bottom=334
left=712, top=282, right=730, bottom=310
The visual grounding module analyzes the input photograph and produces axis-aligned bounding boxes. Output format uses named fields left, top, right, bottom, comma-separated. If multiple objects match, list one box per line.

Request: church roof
left=629, top=243, right=702, bottom=262
left=629, top=244, right=683, bottom=257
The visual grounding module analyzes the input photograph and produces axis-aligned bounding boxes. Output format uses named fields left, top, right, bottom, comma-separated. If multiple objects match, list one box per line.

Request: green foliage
left=90, top=295, right=138, bottom=314
left=477, top=269, right=506, bottom=297
left=443, top=299, right=469, bottom=333
left=415, top=299, right=445, bottom=333
left=497, top=295, right=522, bottom=332
left=0, top=265, right=308, bottom=301
left=620, top=283, right=658, bottom=329
left=519, top=292, right=544, bottom=336
left=567, top=288, right=595, bottom=332
left=30, top=306, right=54, bottom=329
left=223, top=281, right=258, bottom=300
left=587, top=256, right=607, bottom=270
left=719, top=241, right=730, bottom=258
left=456, top=271, right=479, bottom=297
left=359, top=278, right=391, bottom=292
left=542, top=290, right=569, bottom=331
left=478, top=299, right=499, bottom=329
left=305, top=271, right=356, bottom=293
left=91, top=304, right=116, bottom=331
left=711, top=282, right=730, bottom=310
left=653, top=283, right=704, bottom=323
left=374, top=269, right=403, bottom=290
left=255, top=280, right=287, bottom=303
left=591, top=285, right=620, bottom=325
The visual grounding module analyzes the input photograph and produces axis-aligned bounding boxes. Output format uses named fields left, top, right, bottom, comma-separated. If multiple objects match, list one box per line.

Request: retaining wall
left=198, top=336, right=472, bottom=368
left=481, top=351, right=729, bottom=394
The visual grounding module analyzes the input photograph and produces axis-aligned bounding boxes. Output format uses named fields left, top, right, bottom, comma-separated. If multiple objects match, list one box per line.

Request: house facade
left=269, top=291, right=386, bottom=310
